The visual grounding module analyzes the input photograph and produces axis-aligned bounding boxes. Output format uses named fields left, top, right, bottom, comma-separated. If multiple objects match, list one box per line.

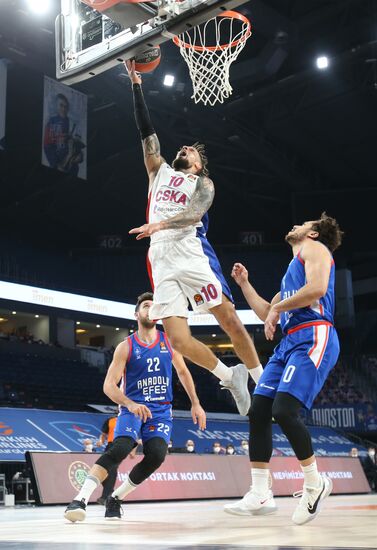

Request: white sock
left=248, top=364, right=263, bottom=383
left=76, top=475, right=100, bottom=504
left=212, top=360, right=232, bottom=382
left=112, top=474, right=138, bottom=500
left=301, top=461, right=321, bottom=488
left=251, top=468, right=270, bottom=495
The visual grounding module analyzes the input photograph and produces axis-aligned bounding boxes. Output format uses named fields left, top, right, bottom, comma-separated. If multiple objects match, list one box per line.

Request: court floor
left=0, top=494, right=376, bottom=550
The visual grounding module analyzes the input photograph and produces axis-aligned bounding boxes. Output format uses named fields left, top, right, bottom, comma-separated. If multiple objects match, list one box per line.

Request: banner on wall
left=42, top=76, right=87, bottom=179
left=303, top=404, right=377, bottom=432
left=0, top=408, right=368, bottom=462
left=27, top=452, right=370, bottom=505
left=0, top=59, right=7, bottom=150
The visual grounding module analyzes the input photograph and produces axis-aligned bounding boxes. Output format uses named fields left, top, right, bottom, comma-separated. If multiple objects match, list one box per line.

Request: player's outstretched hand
left=127, top=401, right=152, bottom=422
left=124, top=60, right=142, bottom=85
left=231, top=263, right=249, bottom=286
left=129, top=222, right=162, bottom=240
left=191, top=403, right=206, bottom=431
left=264, top=306, right=279, bottom=341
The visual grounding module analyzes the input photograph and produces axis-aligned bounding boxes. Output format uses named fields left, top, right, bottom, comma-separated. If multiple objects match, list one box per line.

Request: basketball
left=133, top=46, right=161, bottom=73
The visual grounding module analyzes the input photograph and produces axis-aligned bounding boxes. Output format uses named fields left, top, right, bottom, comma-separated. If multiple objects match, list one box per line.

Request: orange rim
left=172, top=10, right=251, bottom=52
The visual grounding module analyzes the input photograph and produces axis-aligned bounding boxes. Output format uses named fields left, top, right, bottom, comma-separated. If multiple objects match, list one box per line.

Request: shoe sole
left=64, top=509, right=86, bottom=523
left=105, top=516, right=122, bottom=520
left=231, top=366, right=251, bottom=416
left=292, top=477, right=333, bottom=526
left=224, top=505, right=277, bottom=517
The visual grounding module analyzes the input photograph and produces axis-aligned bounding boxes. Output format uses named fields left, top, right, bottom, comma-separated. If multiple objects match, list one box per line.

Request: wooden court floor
left=0, top=494, right=376, bottom=549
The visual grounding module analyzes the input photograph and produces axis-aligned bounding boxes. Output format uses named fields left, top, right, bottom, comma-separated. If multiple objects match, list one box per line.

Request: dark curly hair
left=311, top=212, right=344, bottom=252
left=135, top=291, right=153, bottom=312
left=192, top=142, right=209, bottom=176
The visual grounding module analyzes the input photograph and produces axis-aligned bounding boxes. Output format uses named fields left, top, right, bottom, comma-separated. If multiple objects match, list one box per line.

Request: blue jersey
left=120, top=330, right=173, bottom=411
left=280, top=249, right=335, bottom=334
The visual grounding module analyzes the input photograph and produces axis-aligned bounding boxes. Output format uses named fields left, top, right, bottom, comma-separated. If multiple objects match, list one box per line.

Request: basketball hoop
left=172, top=10, right=252, bottom=107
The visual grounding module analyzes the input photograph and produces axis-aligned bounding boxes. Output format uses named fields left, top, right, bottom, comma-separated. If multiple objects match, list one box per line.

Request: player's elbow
left=310, top=284, right=327, bottom=300
left=103, top=380, right=113, bottom=397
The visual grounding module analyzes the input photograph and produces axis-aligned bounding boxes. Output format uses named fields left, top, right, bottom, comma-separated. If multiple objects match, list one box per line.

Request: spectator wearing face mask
left=368, top=447, right=376, bottom=466
left=167, top=440, right=174, bottom=454
left=83, top=439, right=95, bottom=453
left=226, top=444, right=236, bottom=455
left=350, top=447, right=359, bottom=458
left=212, top=442, right=224, bottom=455
left=185, top=439, right=196, bottom=453
left=239, top=440, right=249, bottom=455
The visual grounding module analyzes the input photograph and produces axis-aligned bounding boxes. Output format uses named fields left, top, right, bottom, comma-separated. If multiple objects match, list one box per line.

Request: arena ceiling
left=0, top=0, right=376, bottom=262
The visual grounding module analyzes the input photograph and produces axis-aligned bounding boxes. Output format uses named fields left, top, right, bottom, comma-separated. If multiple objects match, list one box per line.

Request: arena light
left=76, top=321, right=80, bottom=325
left=0, top=280, right=263, bottom=326
left=35, top=314, right=39, bottom=318
left=12, top=311, right=16, bottom=315
left=96, top=324, right=101, bottom=328
left=163, top=74, right=175, bottom=87
left=316, top=56, right=329, bottom=70
left=115, top=327, right=120, bottom=331
left=26, top=0, right=50, bottom=14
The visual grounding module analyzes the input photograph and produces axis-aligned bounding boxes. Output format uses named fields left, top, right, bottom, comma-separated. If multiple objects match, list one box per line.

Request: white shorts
left=148, top=236, right=224, bottom=319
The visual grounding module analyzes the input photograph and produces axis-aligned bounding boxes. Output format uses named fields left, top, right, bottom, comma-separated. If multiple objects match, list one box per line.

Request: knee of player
left=97, top=436, right=135, bottom=471
left=150, top=449, right=167, bottom=469
left=144, top=438, right=168, bottom=468
left=271, top=403, right=291, bottom=425
left=249, top=395, right=272, bottom=424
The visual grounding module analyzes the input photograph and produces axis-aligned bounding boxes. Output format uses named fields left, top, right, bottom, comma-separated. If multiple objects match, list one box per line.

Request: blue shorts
left=254, top=322, right=340, bottom=409
left=113, top=404, right=173, bottom=444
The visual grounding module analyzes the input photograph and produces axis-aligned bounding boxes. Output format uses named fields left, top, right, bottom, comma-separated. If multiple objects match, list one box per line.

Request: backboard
left=56, top=0, right=248, bottom=84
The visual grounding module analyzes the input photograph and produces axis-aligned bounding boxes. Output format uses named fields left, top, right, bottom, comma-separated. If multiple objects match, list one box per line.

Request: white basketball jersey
left=148, top=163, right=203, bottom=244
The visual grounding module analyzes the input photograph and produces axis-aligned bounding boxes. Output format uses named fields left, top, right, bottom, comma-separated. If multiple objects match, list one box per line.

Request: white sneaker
left=220, top=364, right=251, bottom=416
left=292, top=475, right=333, bottom=525
left=224, top=488, right=277, bottom=516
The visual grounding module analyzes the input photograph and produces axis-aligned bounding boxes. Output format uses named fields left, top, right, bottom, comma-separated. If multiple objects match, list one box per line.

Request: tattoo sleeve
left=161, top=176, right=215, bottom=230
left=142, top=134, right=161, bottom=161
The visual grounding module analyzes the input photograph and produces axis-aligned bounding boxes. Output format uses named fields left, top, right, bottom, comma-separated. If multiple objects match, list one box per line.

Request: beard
left=285, top=230, right=308, bottom=246
left=172, top=156, right=190, bottom=171
left=285, top=233, right=298, bottom=245
left=139, top=317, right=156, bottom=329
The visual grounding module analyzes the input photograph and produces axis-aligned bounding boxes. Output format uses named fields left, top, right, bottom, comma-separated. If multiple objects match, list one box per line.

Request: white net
left=174, top=11, right=251, bottom=106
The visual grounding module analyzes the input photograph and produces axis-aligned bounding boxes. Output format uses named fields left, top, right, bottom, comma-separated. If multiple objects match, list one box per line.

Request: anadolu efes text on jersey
left=120, top=331, right=173, bottom=409
left=280, top=250, right=335, bottom=334
left=148, top=163, right=202, bottom=244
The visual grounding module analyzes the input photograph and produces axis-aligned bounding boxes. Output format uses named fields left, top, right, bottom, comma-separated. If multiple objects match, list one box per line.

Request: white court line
left=26, top=419, right=71, bottom=451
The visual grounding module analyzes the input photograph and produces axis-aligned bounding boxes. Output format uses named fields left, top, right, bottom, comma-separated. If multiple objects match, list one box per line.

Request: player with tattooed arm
left=126, top=61, right=262, bottom=416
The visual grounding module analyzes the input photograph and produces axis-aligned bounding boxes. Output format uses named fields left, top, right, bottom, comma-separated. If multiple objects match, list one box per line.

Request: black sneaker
left=105, top=496, right=123, bottom=520
left=64, top=499, right=86, bottom=523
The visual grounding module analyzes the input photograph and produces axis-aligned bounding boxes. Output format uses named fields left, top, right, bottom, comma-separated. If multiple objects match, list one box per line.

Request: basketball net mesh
left=175, top=14, right=251, bottom=106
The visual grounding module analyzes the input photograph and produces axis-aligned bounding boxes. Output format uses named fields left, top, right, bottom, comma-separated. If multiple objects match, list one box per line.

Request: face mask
left=227, top=449, right=234, bottom=455
left=213, top=447, right=220, bottom=454
left=368, top=450, right=375, bottom=457
left=187, top=446, right=194, bottom=452
left=168, top=444, right=172, bottom=449
left=242, top=444, right=249, bottom=450
left=85, top=444, right=93, bottom=452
